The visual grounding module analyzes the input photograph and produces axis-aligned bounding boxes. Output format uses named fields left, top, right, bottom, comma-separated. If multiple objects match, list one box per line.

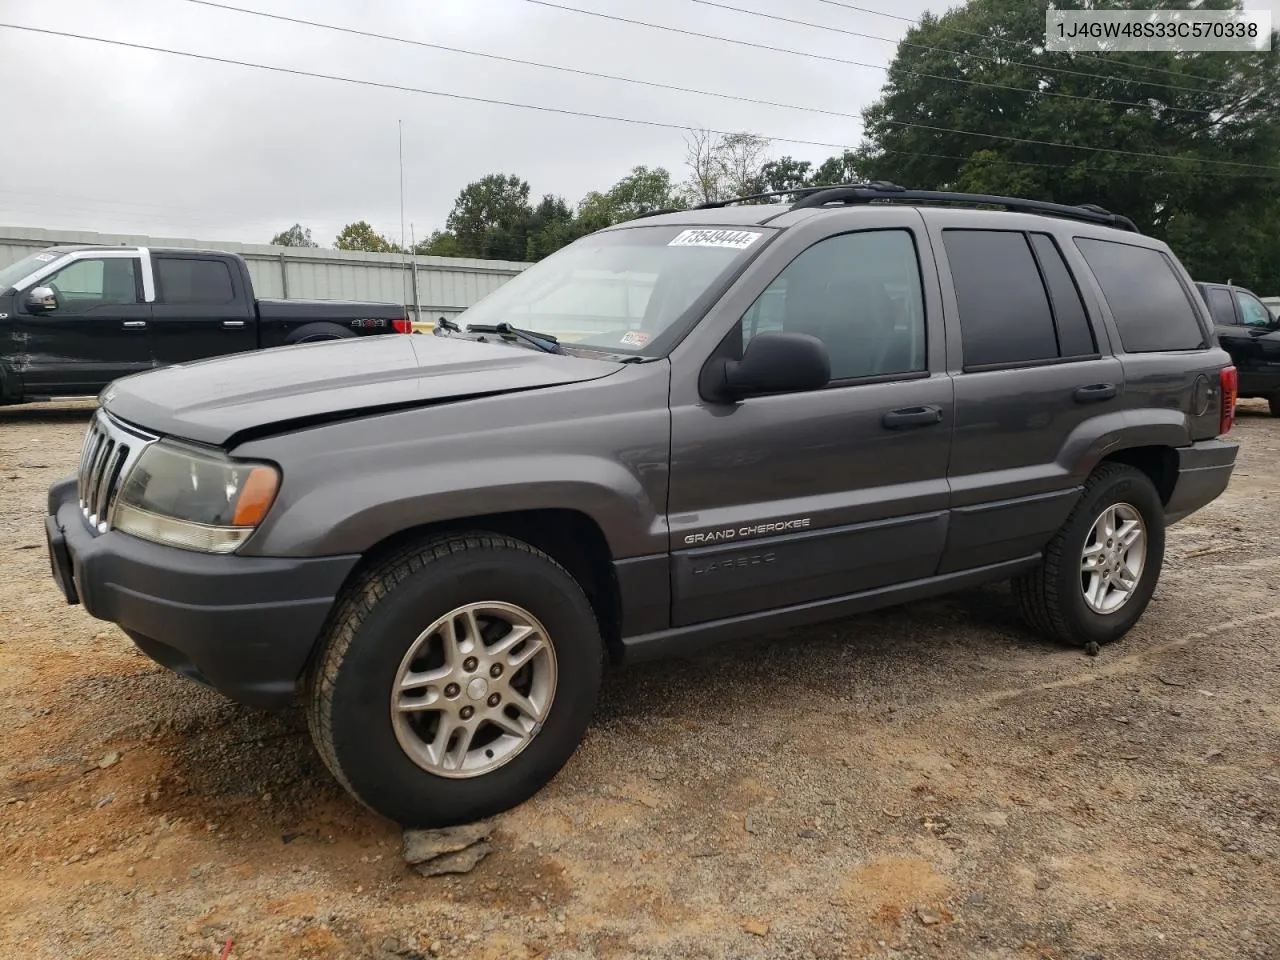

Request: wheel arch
left=285, top=321, right=357, bottom=344
left=339, top=508, right=625, bottom=663
left=1100, top=445, right=1178, bottom=505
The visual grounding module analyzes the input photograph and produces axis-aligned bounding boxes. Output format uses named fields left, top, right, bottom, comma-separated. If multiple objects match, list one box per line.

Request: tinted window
left=1030, top=233, right=1096, bottom=358
left=157, top=258, right=235, bottom=304
left=1235, top=290, right=1273, bottom=329
left=741, top=229, right=926, bottom=380
left=1074, top=239, right=1206, bottom=352
left=42, top=258, right=139, bottom=314
left=1205, top=287, right=1237, bottom=325
left=944, top=230, right=1057, bottom=367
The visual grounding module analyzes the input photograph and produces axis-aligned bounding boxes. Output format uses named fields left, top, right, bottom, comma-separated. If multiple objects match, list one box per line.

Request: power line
left=808, top=0, right=1237, bottom=87
left=532, top=0, right=1217, bottom=100
left=5, top=20, right=1278, bottom=174
left=686, top=0, right=1219, bottom=113
left=173, top=0, right=894, bottom=126
left=0, top=22, right=861, bottom=151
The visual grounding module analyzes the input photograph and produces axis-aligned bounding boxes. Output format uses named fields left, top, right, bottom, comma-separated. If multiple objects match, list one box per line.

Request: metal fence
left=0, top=226, right=530, bottom=327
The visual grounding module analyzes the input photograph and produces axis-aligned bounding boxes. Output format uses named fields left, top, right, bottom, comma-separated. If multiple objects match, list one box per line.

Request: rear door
left=933, top=223, right=1124, bottom=574
left=1200, top=283, right=1264, bottom=390
left=666, top=211, right=953, bottom=626
left=13, top=252, right=152, bottom=394
left=150, top=254, right=255, bottom=366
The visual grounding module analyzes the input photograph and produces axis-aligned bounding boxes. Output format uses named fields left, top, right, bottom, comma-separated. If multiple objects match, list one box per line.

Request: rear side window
left=1029, top=233, right=1096, bottom=358
left=943, top=230, right=1058, bottom=367
left=1074, top=238, right=1206, bottom=352
left=157, top=258, right=235, bottom=305
left=1204, top=287, right=1237, bottom=325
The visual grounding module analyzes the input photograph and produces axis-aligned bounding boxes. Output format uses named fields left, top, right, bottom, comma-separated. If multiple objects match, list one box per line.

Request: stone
left=412, top=842, right=492, bottom=876
left=403, top=823, right=492, bottom=864
left=743, top=918, right=770, bottom=937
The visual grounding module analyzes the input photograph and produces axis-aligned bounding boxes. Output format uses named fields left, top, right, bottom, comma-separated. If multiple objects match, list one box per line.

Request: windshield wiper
left=465, top=322, right=564, bottom=355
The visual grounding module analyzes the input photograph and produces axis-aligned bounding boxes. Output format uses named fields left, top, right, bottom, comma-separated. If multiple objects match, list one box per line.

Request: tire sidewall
left=1056, top=469, right=1166, bottom=644
left=324, top=545, right=603, bottom=826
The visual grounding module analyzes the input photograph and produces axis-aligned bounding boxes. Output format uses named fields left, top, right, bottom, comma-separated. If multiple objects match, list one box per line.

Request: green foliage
left=857, top=0, right=1280, bottom=290
left=269, top=223, right=318, bottom=248
left=334, top=221, right=403, bottom=253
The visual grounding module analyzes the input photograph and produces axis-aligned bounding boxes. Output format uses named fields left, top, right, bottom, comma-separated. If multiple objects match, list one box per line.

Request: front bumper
left=45, top=477, right=359, bottom=709
left=1164, top=439, right=1239, bottom=525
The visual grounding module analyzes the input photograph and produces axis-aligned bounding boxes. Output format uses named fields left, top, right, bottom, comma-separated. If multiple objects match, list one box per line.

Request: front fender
left=250, top=453, right=665, bottom=559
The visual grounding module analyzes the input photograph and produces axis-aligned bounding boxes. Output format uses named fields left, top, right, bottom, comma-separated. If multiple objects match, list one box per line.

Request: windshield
left=456, top=224, right=772, bottom=354
left=0, top=249, right=64, bottom=294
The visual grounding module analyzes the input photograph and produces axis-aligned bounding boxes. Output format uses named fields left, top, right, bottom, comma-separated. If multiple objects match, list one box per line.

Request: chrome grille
left=76, top=411, right=158, bottom=534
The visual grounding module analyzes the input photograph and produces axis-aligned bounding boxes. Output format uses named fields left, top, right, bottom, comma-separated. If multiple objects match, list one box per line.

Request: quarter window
left=1075, top=238, right=1206, bottom=352
left=740, top=229, right=926, bottom=381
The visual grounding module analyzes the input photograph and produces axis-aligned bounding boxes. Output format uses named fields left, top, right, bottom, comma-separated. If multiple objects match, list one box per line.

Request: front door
left=666, top=216, right=953, bottom=627
left=1231, top=287, right=1280, bottom=396
left=14, top=253, right=152, bottom=395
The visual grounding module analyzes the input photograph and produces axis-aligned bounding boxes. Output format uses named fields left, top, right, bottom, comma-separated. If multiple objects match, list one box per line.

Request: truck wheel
left=1012, top=464, right=1165, bottom=648
left=306, top=533, right=604, bottom=827
left=1269, top=395, right=1280, bottom=418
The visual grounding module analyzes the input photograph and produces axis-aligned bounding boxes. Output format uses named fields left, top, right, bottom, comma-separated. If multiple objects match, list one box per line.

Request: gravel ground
left=1, top=400, right=1278, bottom=960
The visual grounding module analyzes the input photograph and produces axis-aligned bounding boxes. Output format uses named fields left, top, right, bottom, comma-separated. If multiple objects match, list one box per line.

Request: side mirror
left=24, top=286, right=58, bottom=314
left=703, top=331, right=831, bottom=402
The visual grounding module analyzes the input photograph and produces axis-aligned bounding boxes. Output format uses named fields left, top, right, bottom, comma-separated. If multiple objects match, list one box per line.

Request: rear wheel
left=307, top=533, right=604, bottom=827
left=1013, top=464, right=1165, bottom=647
left=1269, top=394, right=1280, bottom=418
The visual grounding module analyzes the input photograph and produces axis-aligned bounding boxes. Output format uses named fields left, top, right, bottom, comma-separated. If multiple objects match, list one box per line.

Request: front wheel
left=307, top=534, right=604, bottom=827
left=1013, top=464, right=1166, bottom=647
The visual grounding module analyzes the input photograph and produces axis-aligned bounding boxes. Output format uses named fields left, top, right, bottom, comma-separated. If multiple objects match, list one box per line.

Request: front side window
left=458, top=225, right=771, bottom=354
left=740, top=229, right=927, bottom=381
left=41, top=258, right=139, bottom=314
left=1235, top=290, right=1274, bottom=329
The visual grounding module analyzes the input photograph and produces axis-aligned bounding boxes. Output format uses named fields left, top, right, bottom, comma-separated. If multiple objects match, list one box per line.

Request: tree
left=760, top=156, right=813, bottom=198
left=334, top=221, right=403, bottom=253
left=445, top=174, right=534, bottom=260
left=681, top=129, right=772, bottom=204
left=855, top=0, right=1280, bottom=290
left=414, top=230, right=462, bottom=258
left=270, top=223, right=318, bottom=248
left=579, top=166, right=686, bottom=225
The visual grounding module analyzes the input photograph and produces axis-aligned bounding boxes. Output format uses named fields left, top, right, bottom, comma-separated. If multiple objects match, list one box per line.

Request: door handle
left=1074, top=383, right=1117, bottom=403
left=222, top=320, right=246, bottom=329
left=882, top=405, right=943, bottom=429
left=122, top=320, right=147, bottom=329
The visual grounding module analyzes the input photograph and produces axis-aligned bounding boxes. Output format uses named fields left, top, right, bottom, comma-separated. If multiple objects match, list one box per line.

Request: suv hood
left=101, top=334, right=624, bottom=446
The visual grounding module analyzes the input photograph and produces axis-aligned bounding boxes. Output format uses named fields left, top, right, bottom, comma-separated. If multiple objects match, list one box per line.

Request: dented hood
left=100, top=334, right=623, bottom=447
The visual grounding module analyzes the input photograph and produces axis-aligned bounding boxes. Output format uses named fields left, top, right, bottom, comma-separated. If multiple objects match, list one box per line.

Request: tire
left=1013, top=464, right=1166, bottom=648
left=1269, top=394, right=1280, bottom=418
left=306, top=533, right=604, bottom=827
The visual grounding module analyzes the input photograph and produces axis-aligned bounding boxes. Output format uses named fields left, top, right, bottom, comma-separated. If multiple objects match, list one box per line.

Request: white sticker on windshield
left=668, top=229, right=762, bottom=250
left=34, top=253, right=56, bottom=262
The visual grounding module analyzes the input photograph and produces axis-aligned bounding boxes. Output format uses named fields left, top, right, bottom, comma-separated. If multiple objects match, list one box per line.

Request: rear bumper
left=46, top=477, right=359, bottom=709
left=1164, top=439, right=1239, bottom=525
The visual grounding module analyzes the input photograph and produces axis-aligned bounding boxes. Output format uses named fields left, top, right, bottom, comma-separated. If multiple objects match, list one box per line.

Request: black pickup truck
left=0, top=245, right=411, bottom=403
left=1195, top=281, right=1280, bottom=415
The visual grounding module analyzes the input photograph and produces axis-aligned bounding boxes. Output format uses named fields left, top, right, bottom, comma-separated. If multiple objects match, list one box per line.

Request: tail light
left=392, top=318, right=413, bottom=334
left=1219, top=365, right=1237, bottom=435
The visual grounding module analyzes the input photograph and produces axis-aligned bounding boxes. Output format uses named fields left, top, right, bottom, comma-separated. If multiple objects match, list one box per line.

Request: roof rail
left=788, top=183, right=1140, bottom=233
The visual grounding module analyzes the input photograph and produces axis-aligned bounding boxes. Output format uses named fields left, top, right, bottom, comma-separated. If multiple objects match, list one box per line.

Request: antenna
left=399, top=118, right=410, bottom=316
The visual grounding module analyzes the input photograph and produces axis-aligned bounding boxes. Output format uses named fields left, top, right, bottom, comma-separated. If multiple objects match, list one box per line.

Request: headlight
left=111, top=442, right=280, bottom=554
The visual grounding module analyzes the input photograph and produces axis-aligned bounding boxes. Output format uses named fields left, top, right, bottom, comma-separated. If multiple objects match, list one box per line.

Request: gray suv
left=44, top=185, right=1240, bottom=827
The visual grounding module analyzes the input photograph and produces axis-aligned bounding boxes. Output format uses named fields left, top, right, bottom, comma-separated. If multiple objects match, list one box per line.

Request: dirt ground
left=1, top=400, right=1278, bottom=960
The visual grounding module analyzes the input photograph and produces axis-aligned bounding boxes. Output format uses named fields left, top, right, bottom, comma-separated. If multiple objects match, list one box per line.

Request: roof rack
left=787, top=183, right=1140, bottom=233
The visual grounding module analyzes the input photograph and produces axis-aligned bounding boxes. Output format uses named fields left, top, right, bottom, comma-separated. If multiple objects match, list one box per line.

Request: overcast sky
left=1, top=0, right=1277, bottom=247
